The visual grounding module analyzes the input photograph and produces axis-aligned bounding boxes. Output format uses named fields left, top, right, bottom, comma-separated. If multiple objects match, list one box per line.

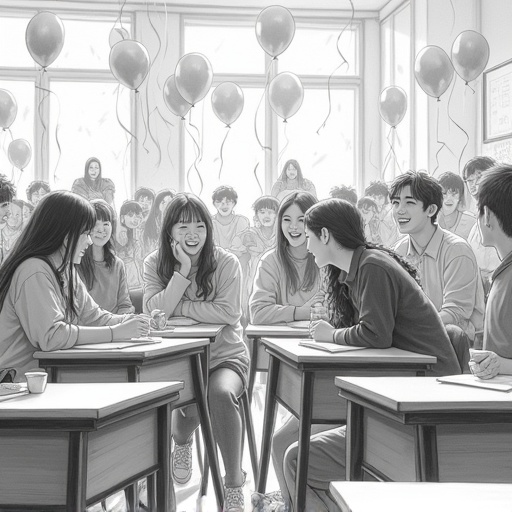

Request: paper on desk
left=286, top=320, right=310, bottom=329
left=437, top=374, right=512, bottom=392
left=167, top=316, right=199, bottom=326
left=299, top=341, right=367, bottom=353
left=71, top=338, right=163, bottom=350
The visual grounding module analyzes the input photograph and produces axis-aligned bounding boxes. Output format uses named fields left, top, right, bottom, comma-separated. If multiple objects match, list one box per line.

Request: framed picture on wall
left=483, top=58, right=512, bottom=143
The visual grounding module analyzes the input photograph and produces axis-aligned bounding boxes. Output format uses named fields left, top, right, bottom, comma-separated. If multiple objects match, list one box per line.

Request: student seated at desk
left=271, top=198, right=460, bottom=512
left=0, top=191, right=150, bottom=379
left=249, top=192, right=322, bottom=325
left=143, top=192, right=249, bottom=512
left=468, top=165, right=512, bottom=380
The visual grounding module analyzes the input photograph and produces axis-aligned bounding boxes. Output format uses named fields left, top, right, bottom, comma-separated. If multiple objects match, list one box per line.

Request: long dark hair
left=143, top=189, right=174, bottom=248
left=78, top=199, right=116, bottom=290
left=0, top=191, right=96, bottom=320
left=277, top=191, right=319, bottom=295
left=305, top=198, right=420, bottom=328
left=278, top=159, right=305, bottom=187
left=157, top=193, right=217, bottom=299
left=119, top=200, right=142, bottom=249
left=84, top=157, right=102, bottom=191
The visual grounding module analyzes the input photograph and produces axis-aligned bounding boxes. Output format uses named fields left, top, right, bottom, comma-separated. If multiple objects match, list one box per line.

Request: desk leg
left=415, top=425, right=439, bottom=482
left=257, top=355, right=279, bottom=494
left=192, top=353, right=224, bottom=510
left=157, top=403, right=175, bottom=512
left=67, top=431, right=88, bottom=512
left=147, top=473, right=157, bottom=511
left=248, top=336, right=260, bottom=403
left=346, top=401, right=364, bottom=481
left=294, top=371, right=314, bottom=512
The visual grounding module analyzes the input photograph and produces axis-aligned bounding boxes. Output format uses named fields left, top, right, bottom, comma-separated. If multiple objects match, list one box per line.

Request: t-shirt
left=212, top=214, right=250, bottom=250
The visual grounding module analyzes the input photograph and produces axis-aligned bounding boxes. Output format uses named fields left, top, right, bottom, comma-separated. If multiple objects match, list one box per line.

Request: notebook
left=0, top=383, right=29, bottom=401
left=71, top=338, right=163, bottom=351
left=437, top=374, right=512, bottom=392
left=299, top=341, right=367, bottom=354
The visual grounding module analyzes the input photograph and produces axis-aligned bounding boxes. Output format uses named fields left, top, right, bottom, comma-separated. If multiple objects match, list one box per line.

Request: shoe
left=171, top=438, right=193, bottom=485
left=224, top=470, right=246, bottom=512
left=251, top=490, right=289, bottom=512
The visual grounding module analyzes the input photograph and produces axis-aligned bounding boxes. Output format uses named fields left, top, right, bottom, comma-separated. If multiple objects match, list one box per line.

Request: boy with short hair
left=26, top=180, right=50, bottom=207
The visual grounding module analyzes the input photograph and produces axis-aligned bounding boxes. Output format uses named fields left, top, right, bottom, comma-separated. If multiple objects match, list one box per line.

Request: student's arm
left=115, top=259, right=136, bottom=314
left=271, top=180, right=283, bottom=198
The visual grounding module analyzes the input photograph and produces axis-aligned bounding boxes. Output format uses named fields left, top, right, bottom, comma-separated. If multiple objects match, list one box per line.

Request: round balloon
left=414, top=46, right=454, bottom=99
left=163, top=75, right=192, bottom=119
left=379, top=86, right=407, bottom=127
left=211, top=82, right=244, bottom=126
left=25, top=11, right=65, bottom=68
left=175, top=53, right=213, bottom=106
left=109, top=27, right=130, bottom=48
left=255, top=5, right=295, bottom=58
left=451, top=30, right=490, bottom=84
left=8, top=139, right=32, bottom=170
left=268, top=72, right=304, bottom=121
left=0, top=89, right=17, bottom=129
left=109, top=40, right=150, bottom=91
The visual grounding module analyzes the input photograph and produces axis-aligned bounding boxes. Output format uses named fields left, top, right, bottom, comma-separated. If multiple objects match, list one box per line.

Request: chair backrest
left=129, top=289, right=143, bottom=314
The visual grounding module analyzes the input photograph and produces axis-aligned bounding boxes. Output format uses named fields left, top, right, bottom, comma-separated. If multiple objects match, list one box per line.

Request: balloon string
left=278, top=121, right=289, bottom=164
left=147, top=107, right=162, bottom=167
left=115, top=84, right=138, bottom=143
left=433, top=102, right=447, bottom=177
left=465, top=82, right=476, bottom=94
left=184, top=115, right=203, bottom=195
left=449, top=0, right=455, bottom=36
left=381, top=126, right=399, bottom=179
left=140, top=94, right=150, bottom=155
left=253, top=162, right=264, bottom=196
left=448, top=77, right=470, bottom=173
left=218, top=126, right=230, bottom=180
left=116, top=0, right=127, bottom=31
left=254, top=59, right=274, bottom=152
left=367, top=139, right=380, bottom=175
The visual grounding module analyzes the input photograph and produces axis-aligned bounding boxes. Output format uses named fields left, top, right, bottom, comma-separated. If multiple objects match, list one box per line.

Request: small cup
left=25, top=371, right=48, bottom=394
left=309, top=304, right=329, bottom=338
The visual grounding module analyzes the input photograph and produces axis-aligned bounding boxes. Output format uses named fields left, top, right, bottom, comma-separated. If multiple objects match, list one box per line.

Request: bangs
left=94, top=203, right=113, bottom=222
left=178, top=202, right=206, bottom=224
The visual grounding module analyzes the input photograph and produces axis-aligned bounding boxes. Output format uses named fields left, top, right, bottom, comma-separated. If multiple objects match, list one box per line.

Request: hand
left=469, top=349, right=500, bottom=380
left=310, top=319, right=335, bottom=342
left=112, top=315, right=150, bottom=340
left=117, top=229, right=128, bottom=246
left=171, top=239, right=191, bottom=277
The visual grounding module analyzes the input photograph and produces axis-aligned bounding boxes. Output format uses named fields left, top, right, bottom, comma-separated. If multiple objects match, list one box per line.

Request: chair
left=129, top=288, right=143, bottom=314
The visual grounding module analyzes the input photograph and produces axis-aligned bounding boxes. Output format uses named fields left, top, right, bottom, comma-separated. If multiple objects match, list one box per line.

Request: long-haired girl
left=0, top=191, right=149, bottom=378
left=71, top=156, right=115, bottom=206
left=142, top=188, right=174, bottom=256
left=78, top=199, right=134, bottom=314
left=143, top=192, right=249, bottom=511
left=270, top=159, right=317, bottom=202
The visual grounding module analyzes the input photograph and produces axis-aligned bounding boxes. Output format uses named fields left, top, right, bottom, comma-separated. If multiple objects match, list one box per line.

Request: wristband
left=108, top=325, right=113, bottom=342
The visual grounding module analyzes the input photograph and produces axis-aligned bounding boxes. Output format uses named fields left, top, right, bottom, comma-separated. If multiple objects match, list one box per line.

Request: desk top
left=246, top=322, right=309, bottom=338
left=329, top=482, right=512, bottom=512
left=33, top=337, right=209, bottom=361
left=336, top=376, right=512, bottom=411
left=262, top=338, right=437, bottom=366
left=152, top=324, right=224, bottom=339
left=0, top=382, right=183, bottom=419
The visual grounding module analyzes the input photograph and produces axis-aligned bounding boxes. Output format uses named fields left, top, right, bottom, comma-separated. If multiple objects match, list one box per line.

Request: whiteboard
left=483, top=138, right=512, bottom=164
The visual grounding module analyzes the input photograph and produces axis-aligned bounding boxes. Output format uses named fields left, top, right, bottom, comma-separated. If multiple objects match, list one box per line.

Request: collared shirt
left=333, top=246, right=460, bottom=376
left=484, top=251, right=512, bottom=357
left=394, top=226, right=484, bottom=339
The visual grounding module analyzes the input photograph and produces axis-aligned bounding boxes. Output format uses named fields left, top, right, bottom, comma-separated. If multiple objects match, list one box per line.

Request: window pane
left=0, top=16, right=34, bottom=67
left=184, top=87, right=266, bottom=220
left=277, top=88, right=356, bottom=200
left=48, top=81, right=132, bottom=209
left=0, top=80, right=35, bottom=199
left=279, top=24, right=358, bottom=76
left=184, top=22, right=264, bottom=75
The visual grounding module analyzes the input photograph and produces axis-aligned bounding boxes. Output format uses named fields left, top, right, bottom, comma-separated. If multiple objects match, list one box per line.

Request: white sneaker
left=224, top=470, right=246, bottom=512
left=171, top=438, right=193, bottom=485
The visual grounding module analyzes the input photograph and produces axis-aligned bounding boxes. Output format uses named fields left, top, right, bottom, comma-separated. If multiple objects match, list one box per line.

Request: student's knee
left=445, top=324, right=471, bottom=373
left=283, top=443, right=299, bottom=482
left=272, top=422, right=296, bottom=465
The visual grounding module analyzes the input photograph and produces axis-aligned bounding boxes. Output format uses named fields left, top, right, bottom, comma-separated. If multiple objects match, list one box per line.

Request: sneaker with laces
left=171, top=438, right=193, bottom=485
left=224, top=470, right=246, bottom=512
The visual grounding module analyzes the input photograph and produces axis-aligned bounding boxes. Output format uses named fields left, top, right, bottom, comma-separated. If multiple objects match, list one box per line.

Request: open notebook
left=437, top=374, right=512, bottom=392
left=299, top=341, right=367, bottom=354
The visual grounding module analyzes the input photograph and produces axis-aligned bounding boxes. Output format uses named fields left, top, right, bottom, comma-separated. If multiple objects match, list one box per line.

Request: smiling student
left=0, top=199, right=24, bottom=265
left=72, top=156, right=115, bottom=206
left=143, top=192, right=249, bottom=511
left=26, top=180, right=51, bottom=207
left=0, top=191, right=149, bottom=378
left=271, top=159, right=317, bottom=202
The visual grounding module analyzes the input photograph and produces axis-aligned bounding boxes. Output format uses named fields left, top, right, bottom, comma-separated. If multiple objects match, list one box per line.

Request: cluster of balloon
left=415, top=46, right=454, bottom=101
left=269, top=72, right=304, bottom=122
left=379, top=86, right=407, bottom=128
left=0, top=89, right=17, bottom=130
left=174, top=53, right=213, bottom=107
left=8, top=139, right=32, bottom=171
left=211, top=82, right=244, bottom=127
left=25, top=11, right=65, bottom=69
left=163, top=75, right=191, bottom=120
left=451, top=30, right=490, bottom=86
left=109, top=40, right=150, bottom=92
left=255, top=5, right=295, bottom=59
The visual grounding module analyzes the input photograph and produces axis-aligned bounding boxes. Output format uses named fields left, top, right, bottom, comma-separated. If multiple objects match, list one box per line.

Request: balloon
left=414, top=46, right=454, bottom=99
left=268, top=72, right=304, bottom=121
left=0, top=89, right=17, bottom=129
left=109, top=40, right=150, bottom=91
left=175, top=53, right=213, bottom=106
left=255, top=5, right=295, bottom=58
left=25, top=12, right=65, bottom=68
left=379, top=86, right=407, bottom=127
left=211, top=82, right=244, bottom=126
left=451, top=30, right=490, bottom=84
left=163, top=75, right=191, bottom=119
left=8, top=139, right=32, bottom=170
left=109, top=27, right=130, bottom=48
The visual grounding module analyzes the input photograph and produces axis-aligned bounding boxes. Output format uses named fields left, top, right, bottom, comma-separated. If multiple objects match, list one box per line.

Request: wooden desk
left=329, top=482, right=512, bottom=512
left=336, top=376, right=512, bottom=483
left=0, top=382, right=181, bottom=512
left=156, top=323, right=225, bottom=344
left=34, top=338, right=224, bottom=510
left=257, top=339, right=436, bottom=512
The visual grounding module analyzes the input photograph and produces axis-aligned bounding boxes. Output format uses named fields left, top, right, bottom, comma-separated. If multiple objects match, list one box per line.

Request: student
left=356, top=196, right=382, bottom=246
left=0, top=199, right=24, bottom=265
left=143, top=192, right=249, bottom=511
left=78, top=199, right=134, bottom=314
left=329, top=184, right=357, bottom=205
left=26, top=180, right=51, bottom=207
left=211, top=185, right=249, bottom=250
left=272, top=198, right=460, bottom=512
left=365, top=180, right=400, bottom=248
left=21, top=200, right=34, bottom=228
left=249, top=192, right=322, bottom=325
left=0, top=173, right=15, bottom=260
left=437, top=171, right=476, bottom=240
left=391, top=171, right=484, bottom=366
left=463, top=155, right=497, bottom=214
left=72, top=156, right=116, bottom=206
left=271, top=159, right=317, bottom=202
left=0, top=191, right=149, bottom=378
left=142, top=188, right=174, bottom=256
left=468, top=165, right=512, bottom=379
left=134, top=186, right=155, bottom=222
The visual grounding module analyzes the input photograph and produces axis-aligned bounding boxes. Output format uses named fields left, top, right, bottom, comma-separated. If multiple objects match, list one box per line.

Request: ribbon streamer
left=448, top=78, right=470, bottom=173
left=218, top=126, right=231, bottom=179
